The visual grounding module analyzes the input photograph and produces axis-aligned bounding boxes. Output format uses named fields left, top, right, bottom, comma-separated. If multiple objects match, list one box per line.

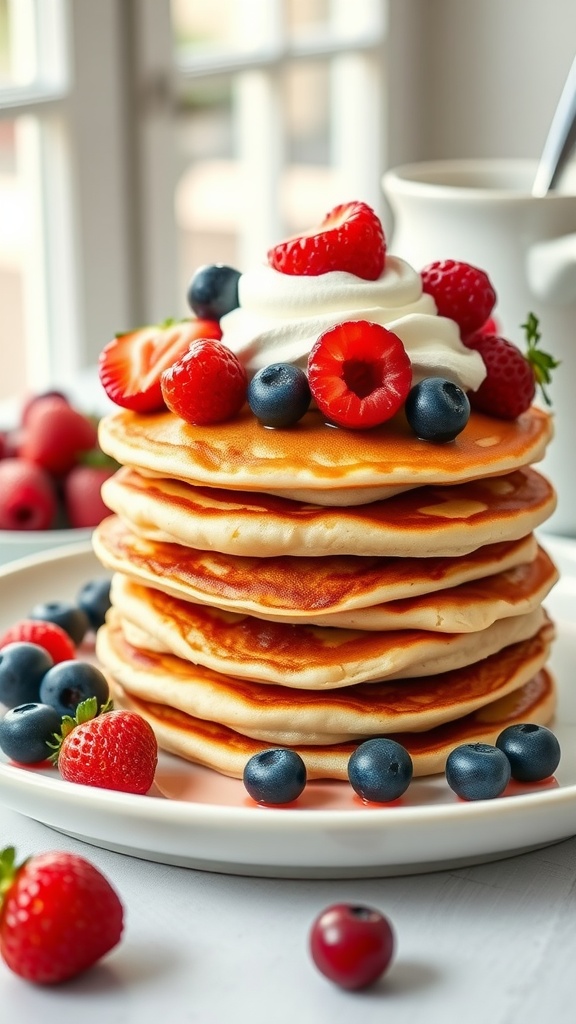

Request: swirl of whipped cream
left=220, top=255, right=486, bottom=392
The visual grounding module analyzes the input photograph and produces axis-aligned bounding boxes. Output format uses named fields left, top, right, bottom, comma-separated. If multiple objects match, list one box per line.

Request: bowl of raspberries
left=0, top=391, right=117, bottom=565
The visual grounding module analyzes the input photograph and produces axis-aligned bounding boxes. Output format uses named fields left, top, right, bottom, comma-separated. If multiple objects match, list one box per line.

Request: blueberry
left=76, top=577, right=112, bottom=631
left=445, top=742, right=511, bottom=800
left=186, top=264, right=241, bottom=321
left=405, top=377, right=470, bottom=442
left=39, top=660, right=109, bottom=718
left=0, top=642, right=54, bottom=709
left=496, top=723, right=561, bottom=782
left=28, top=600, right=90, bottom=646
left=243, top=748, right=307, bottom=804
left=0, top=702, right=61, bottom=764
left=247, top=363, right=311, bottom=427
left=347, top=738, right=413, bottom=803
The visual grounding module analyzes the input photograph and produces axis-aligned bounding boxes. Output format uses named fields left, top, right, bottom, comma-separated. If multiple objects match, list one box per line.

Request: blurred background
left=0, top=0, right=575, bottom=406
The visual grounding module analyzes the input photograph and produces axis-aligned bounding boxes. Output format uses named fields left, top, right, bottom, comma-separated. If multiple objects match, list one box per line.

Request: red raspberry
left=421, top=260, right=496, bottom=338
left=268, top=201, right=386, bottom=281
left=465, top=313, right=558, bottom=420
left=0, top=459, right=57, bottom=531
left=466, top=334, right=536, bottom=419
left=19, top=398, right=98, bottom=476
left=0, top=620, right=77, bottom=662
left=64, top=464, right=115, bottom=528
left=307, top=320, right=412, bottom=429
left=161, top=338, right=247, bottom=425
left=464, top=315, right=500, bottom=345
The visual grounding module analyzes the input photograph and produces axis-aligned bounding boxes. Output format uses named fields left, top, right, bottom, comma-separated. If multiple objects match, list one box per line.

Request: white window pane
left=0, top=0, right=37, bottom=88
left=0, top=118, right=26, bottom=399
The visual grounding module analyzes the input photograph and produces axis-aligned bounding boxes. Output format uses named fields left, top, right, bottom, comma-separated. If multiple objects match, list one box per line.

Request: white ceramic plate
left=0, top=537, right=575, bottom=878
left=0, top=527, right=93, bottom=567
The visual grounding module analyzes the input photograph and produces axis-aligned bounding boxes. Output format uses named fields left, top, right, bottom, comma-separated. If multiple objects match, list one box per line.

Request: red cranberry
left=309, top=902, right=395, bottom=990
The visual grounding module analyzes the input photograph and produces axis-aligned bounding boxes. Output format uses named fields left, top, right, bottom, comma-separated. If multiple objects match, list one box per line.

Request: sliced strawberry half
left=307, top=320, right=412, bottom=430
left=268, top=201, right=386, bottom=281
left=98, top=318, right=222, bottom=413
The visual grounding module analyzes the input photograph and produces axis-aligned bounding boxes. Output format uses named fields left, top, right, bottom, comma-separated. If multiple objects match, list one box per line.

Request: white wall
left=387, top=0, right=576, bottom=166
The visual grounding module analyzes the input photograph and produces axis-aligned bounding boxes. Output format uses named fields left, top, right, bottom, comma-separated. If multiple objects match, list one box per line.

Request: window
left=0, top=0, right=387, bottom=404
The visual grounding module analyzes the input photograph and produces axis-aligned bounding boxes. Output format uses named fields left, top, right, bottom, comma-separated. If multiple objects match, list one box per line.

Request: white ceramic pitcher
left=382, top=158, right=576, bottom=538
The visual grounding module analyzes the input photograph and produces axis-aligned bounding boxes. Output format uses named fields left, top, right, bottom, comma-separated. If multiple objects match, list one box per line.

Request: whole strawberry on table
left=0, top=845, right=124, bottom=984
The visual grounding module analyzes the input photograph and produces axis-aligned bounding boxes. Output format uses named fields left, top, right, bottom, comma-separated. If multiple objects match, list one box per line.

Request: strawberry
left=99, top=317, right=222, bottom=413
left=465, top=313, right=558, bottom=419
left=161, top=338, right=247, bottom=425
left=268, top=201, right=386, bottom=281
left=307, top=320, right=412, bottom=429
left=0, top=620, right=77, bottom=662
left=19, top=398, right=98, bottom=476
left=64, top=461, right=116, bottom=528
left=0, top=459, right=57, bottom=531
left=0, top=846, right=123, bottom=984
left=420, top=259, right=497, bottom=338
left=50, top=697, right=158, bottom=794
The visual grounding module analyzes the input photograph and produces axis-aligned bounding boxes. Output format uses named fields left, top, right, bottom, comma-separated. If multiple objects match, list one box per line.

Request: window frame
left=0, top=0, right=389, bottom=393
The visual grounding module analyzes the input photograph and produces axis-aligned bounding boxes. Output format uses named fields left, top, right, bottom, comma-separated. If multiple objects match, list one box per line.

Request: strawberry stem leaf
left=47, top=697, right=114, bottom=765
left=0, top=846, right=24, bottom=904
left=521, top=312, right=559, bottom=407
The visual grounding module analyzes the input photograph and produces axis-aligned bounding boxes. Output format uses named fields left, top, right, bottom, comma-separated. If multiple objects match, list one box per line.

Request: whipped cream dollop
left=220, top=255, right=486, bottom=392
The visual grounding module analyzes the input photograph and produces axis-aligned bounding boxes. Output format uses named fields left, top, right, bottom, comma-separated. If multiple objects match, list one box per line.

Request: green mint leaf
left=521, top=313, right=559, bottom=407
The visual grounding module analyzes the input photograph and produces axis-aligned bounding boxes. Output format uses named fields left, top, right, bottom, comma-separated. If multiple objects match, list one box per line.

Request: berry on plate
left=0, top=459, right=56, bottom=531
left=161, top=338, right=247, bottom=426
left=243, top=748, right=307, bottom=805
left=445, top=742, right=511, bottom=800
left=50, top=697, right=158, bottom=794
left=0, top=846, right=123, bottom=984
left=99, top=317, right=222, bottom=413
left=186, top=264, right=241, bottom=321
left=347, top=737, right=413, bottom=803
left=18, top=398, right=98, bottom=476
left=310, top=903, right=395, bottom=990
left=0, top=642, right=54, bottom=709
left=0, top=619, right=77, bottom=664
left=495, top=723, right=561, bottom=782
left=247, top=363, right=311, bottom=427
left=420, top=259, right=497, bottom=338
left=404, top=377, right=470, bottom=442
left=268, top=201, right=386, bottom=280
left=307, top=320, right=412, bottom=429
left=28, top=599, right=90, bottom=646
left=76, top=577, right=112, bottom=632
left=39, top=660, right=109, bottom=718
left=0, top=703, right=62, bottom=764
left=465, top=313, right=558, bottom=420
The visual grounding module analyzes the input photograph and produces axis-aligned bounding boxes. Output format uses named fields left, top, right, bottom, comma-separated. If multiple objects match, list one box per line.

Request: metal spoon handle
left=532, top=54, right=576, bottom=197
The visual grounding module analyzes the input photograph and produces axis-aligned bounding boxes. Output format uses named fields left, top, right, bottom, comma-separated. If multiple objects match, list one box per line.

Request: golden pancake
left=97, top=613, right=554, bottom=744
left=93, top=518, right=553, bottom=631
left=98, top=405, right=553, bottom=506
left=112, top=669, right=556, bottom=778
left=101, top=466, right=555, bottom=558
left=109, top=574, right=547, bottom=688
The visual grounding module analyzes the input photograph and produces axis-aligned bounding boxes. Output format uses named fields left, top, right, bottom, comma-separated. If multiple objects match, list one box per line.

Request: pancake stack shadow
left=93, top=403, right=558, bottom=779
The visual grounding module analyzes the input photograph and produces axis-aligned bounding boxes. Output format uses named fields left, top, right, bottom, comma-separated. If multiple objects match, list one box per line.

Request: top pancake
left=98, top=405, right=553, bottom=506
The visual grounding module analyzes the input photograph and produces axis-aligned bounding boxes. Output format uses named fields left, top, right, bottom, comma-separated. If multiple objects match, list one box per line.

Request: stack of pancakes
left=93, top=400, right=558, bottom=779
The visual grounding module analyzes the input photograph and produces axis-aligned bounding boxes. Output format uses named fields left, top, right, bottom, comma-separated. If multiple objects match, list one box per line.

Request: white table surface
left=0, top=805, right=575, bottom=1023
